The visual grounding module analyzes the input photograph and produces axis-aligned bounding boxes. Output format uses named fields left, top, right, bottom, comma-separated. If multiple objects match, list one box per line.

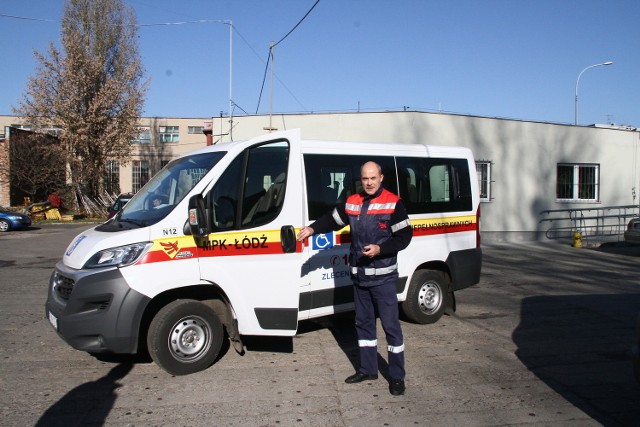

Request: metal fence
left=539, top=204, right=640, bottom=242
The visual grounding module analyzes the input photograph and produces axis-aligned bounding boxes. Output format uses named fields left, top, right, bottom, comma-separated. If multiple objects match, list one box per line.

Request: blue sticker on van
left=312, top=233, right=334, bottom=250
left=66, top=235, right=86, bottom=256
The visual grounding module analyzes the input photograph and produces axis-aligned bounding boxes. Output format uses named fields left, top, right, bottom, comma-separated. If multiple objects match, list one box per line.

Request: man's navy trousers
left=354, top=276, right=405, bottom=380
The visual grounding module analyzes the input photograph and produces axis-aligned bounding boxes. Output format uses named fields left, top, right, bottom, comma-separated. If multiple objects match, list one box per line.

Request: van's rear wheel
left=147, top=299, right=223, bottom=375
left=402, top=270, right=450, bottom=324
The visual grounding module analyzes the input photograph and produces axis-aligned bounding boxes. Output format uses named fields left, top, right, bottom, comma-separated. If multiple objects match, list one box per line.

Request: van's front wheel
left=147, top=299, right=224, bottom=375
left=402, top=270, right=450, bottom=324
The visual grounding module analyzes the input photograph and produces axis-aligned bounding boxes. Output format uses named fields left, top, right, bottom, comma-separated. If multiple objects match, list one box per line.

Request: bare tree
left=3, top=129, right=67, bottom=204
left=14, top=0, right=147, bottom=203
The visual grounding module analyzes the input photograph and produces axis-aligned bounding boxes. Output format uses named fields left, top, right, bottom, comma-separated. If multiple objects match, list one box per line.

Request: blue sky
left=2, top=0, right=639, bottom=126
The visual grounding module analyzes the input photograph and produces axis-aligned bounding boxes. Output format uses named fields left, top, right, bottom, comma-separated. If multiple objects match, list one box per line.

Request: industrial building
left=2, top=111, right=638, bottom=242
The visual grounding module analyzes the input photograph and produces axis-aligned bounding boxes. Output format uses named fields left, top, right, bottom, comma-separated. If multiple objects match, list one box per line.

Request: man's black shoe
left=345, top=372, right=378, bottom=384
left=389, top=379, right=405, bottom=395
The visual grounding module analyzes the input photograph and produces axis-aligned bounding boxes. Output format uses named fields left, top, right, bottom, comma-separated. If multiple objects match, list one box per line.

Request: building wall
left=2, top=112, right=639, bottom=241
left=122, top=117, right=211, bottom=193
left=219, top=112, right=640, bottom=241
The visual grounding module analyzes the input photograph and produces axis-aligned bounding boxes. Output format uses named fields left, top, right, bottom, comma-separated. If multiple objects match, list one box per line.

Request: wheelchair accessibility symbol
left=312, top=233, right=334, bottom=250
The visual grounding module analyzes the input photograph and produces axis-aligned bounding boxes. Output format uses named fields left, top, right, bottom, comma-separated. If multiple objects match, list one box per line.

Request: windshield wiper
left=118, top=218, right=146, bottom=227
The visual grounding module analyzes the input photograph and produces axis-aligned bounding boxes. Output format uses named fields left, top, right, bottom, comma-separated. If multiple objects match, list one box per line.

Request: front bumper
left=45, top=261, right=150, bottom=354
left=8, top=216, right=31, bottom=229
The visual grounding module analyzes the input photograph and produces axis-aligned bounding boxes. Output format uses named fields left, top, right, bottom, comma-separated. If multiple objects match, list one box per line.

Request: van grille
left=54, top=273, right=75, bottom=301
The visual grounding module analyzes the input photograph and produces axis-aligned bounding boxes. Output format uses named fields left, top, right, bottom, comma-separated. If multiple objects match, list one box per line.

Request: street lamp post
left=574, top=61, right=613, bottom=125
left=223, top=20, right=233, bottom=141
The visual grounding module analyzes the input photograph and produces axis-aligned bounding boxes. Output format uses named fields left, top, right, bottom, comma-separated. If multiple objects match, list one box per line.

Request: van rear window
left=303, top=154, right=472, bottom=219
left=396, top=157, right=472, bottom=214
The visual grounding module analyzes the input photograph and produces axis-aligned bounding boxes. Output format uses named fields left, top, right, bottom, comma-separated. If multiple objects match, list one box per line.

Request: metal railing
left=539, top=204, right=639, bottom=241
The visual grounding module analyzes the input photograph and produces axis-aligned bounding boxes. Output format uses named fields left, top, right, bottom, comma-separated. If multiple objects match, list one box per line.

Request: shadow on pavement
left=35, top=363, right=133, bottom=427
left=592, top=241, right=640, bottom=257
left=513, top=293, right=640, bottom=426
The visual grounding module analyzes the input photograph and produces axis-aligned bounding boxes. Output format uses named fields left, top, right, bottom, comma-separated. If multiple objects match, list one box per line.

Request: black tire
left=0, top=219, right=10, bottom=232
left=402, top=270, right=450, bottom=324
left=147, top=299, right=224, bottom=375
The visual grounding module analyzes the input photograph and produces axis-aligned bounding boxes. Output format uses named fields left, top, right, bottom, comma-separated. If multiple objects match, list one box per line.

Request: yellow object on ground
left=572, top=230, right=583, bottom=248
left=45, top=208, right=62, bottom=220
left=30, top=206, right=62, bottom=220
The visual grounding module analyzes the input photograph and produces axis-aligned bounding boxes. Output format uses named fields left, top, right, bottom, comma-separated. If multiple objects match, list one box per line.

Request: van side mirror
left=188, top=194, right=210, bottom=237
left=280, top=225, right=296, bottom=253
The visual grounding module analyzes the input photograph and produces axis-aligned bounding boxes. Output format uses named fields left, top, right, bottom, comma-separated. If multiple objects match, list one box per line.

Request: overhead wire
left=137, top=19, right=227, bottom=27
left=255, top=0, right=320, bottom=113
left=0, top=13, right=57, bottom=22
left=0, top=12, right=227, bottom=28
left=272, top=0, right=320, bottom=48
left=1, top=9, right=314, bottom=115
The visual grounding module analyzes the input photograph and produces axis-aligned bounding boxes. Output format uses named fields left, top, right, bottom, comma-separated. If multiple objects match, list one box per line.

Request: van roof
left=182, top=128, right=473, bottom=159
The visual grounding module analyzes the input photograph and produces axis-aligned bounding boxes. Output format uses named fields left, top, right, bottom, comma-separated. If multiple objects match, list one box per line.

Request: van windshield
left=101, top=152, right=225, bottom=230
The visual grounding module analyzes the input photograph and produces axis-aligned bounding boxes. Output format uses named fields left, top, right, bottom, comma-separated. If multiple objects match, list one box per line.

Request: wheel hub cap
left=418, top=282, right=440, bottom=313
left=170, top=318, right=208, bottom=359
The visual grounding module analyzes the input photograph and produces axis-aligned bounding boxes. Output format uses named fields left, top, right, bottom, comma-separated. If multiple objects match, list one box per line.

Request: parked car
left=0, top=208, right=32, bottom=232
left=624, top=218, right=640, bottom=244
left=107, top=193, right=134, bottom=219
left=633, top=312, right=640, bottom=384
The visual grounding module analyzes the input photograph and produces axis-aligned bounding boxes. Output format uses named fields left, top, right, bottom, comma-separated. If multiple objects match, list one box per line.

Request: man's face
left=360, top=162, right=383, bottom=196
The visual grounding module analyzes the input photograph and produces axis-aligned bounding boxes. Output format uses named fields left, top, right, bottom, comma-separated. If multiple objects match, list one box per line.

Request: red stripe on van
left=411, top=221, right=477, bottom=237
left=137, top=240, right=303, bottom=265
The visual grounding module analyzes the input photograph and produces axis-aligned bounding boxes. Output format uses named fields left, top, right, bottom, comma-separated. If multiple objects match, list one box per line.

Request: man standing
left=297, top=161, right=412, bottom=395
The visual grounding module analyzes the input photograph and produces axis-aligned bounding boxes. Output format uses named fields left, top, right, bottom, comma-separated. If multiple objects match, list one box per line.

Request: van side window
left=304, top=154, right=397, bottom=220
left=210, top=155, right=242, bottom=231
left=396, top=157, right=472, bottom=214
left=209, top=141, right=289, bottom=230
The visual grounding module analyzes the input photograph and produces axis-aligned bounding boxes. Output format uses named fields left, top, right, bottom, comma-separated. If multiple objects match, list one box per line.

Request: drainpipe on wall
left=203, top=121, right=213, bottom=146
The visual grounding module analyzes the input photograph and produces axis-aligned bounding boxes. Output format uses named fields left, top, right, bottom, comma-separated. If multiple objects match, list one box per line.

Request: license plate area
left=48, top=311, right=58, bottom=330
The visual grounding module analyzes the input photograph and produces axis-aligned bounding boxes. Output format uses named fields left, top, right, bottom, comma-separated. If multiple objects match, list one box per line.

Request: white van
left=46, top=129, right=482, bottom=375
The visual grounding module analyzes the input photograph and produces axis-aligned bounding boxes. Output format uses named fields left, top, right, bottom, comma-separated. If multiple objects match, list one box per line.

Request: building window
left=132, top=160, right=150, bottom=192
left=476, top=161, right=492, bottom=202
left=556, top=163, right=599, bottom=202
left=132, top=127, right=150, bottom=144
left=159, top=126, right=179, bottom=143
left=188, top=126, right=204, bottom=134
left=104, top=160, right=120, bottom=194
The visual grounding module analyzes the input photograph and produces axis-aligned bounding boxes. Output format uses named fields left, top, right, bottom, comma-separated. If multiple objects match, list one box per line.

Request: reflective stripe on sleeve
left=387, top=344, right=405, bottom=354
left=332, top=208, right=346, bottom=227
left=391, top=218, right=411, bottom=233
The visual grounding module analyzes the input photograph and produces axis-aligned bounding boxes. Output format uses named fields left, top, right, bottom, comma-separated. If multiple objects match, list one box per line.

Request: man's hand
left=296, top=226, right=314, bottom=241
left=362, top=244, right=380, bottom=258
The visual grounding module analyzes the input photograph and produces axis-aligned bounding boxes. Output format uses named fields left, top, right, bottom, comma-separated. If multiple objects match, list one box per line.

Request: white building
left=2, top=111, right=639, bottom=242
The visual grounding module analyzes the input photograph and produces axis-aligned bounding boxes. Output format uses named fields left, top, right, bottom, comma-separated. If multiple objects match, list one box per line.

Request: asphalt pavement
left=0, top=223, right=639, bottom=426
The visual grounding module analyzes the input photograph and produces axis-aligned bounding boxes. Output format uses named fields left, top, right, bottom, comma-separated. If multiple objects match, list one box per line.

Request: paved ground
left=0, top=223, right=639, bottom=426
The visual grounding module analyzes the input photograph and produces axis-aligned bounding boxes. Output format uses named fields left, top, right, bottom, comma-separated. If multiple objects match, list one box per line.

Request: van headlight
left=83, top=242, right=153, bottom=269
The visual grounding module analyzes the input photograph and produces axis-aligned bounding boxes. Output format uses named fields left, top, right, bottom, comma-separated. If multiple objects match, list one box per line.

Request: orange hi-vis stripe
left=137, top=229, right=303, bottom=265
left=136, top=215, right=476, bottom=266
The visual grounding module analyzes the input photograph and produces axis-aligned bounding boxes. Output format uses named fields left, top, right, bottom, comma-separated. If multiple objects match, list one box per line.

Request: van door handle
left=280, top=225, right=296, bottom=253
